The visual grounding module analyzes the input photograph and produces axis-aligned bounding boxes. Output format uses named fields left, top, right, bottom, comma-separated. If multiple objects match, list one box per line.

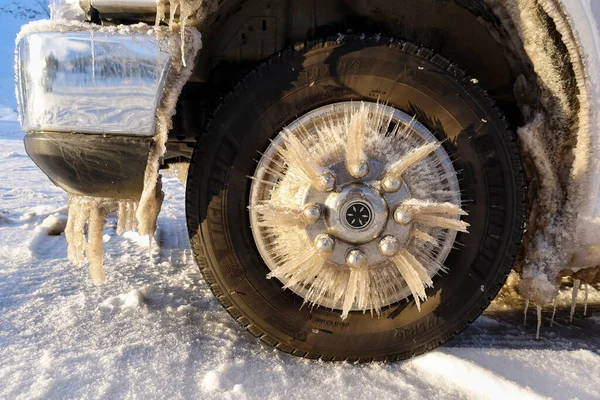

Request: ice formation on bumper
left=17, top=10, right=204, bottom=283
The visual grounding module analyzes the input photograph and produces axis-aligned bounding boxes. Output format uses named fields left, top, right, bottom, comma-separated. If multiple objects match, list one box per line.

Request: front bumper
left=25, top=133, right=151, bottom=199
left=15, top=22, right=173, bottom=199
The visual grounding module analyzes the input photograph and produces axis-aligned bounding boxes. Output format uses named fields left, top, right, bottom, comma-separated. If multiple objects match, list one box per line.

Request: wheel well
left=198, top=0, right=521, bottom=101
left=166, top=0, right=565, bottom=162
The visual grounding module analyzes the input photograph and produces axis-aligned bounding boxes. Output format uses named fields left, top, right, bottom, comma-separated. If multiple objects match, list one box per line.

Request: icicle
left=278, top=130, right=335, bottom=191
left=390, top=249, right=433, bottom=311
left=156, top=0, right=205, bottom=66
left=341, top=267, right=361, bottom=319
left=167, top=161, right=190, bottom=186
left=155, top=0, right=167, bottom=26
left=65, top=195, right=147, bottom=284
left=383, top=142, right=440, bottom=183
left=524, top=299, right=529, bottom=325
left=279, top=250, right=329, bottom=290
left=116, top=200, right=138, bottom=235
left=412, top=214, right=470, bottom=233
left=412, top=230, right=438, bottom=245
left=181, top=1, right=205, bottom=67
left=267, top=233, right=334, bottom=294
left=168, top=0, right=179, bottom=28
left=65, top=195, right=91, bottom=266
left=126, top=202, right=138, bottom=232
left=249, top=204, right=307, bottom=227
left=87, top=206, right=108, bottom=285
left=396, top=199, right=469, bottom=232
left=345, top=102, right=368, bottom=178
left=570, top=279, right=580, bottom=323
left=136, top=175, right=164, bottom=237
left=116, top=201, right=127, bottom=235
left=399, top=199, right=468, bottom=216
left=536, top=304, right=542, bottom=340
left=584, top=283, right=589, bottom=316
left=550, top=297, right=557, bottom=327
left=136, top=9, right=202, bottom=258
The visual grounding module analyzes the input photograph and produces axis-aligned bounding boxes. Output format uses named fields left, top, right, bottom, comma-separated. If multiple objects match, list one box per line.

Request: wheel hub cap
left=325, top=184, right=388, bottom=244
left=249, top=102, right=469, bottom=319
left=344, top=201, right=371, bottom=229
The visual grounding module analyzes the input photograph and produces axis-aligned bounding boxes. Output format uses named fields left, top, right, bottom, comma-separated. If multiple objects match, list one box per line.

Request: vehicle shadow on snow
left=452, top=305, right=600, bottom=353
left=442, top=309, right=600, bottom=399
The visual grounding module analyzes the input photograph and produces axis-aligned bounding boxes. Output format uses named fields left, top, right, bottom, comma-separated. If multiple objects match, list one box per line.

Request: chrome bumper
left=15, top=28, right=172, bottom=136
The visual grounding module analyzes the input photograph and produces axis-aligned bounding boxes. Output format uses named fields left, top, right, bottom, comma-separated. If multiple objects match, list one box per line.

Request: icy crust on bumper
left=16, top=19, right=202, bottom=284
left=487, top=0, right=600, bottom=303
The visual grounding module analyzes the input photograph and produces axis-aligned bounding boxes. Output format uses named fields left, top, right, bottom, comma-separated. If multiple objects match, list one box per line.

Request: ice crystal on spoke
left=390, top=250, right=433, bottom=311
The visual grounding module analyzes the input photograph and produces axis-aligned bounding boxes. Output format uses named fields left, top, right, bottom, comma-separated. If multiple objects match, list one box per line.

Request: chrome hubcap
left=249, top=102, right=469, bottom=319
left=325, top=184, right=389, bottom=244
left=344, top=201, right=371, bottom=229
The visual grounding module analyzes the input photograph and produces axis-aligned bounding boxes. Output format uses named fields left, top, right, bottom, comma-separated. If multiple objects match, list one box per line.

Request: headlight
left=16, top=31, right=172, bottom=136
left=49, top=0, right=85, bottom=21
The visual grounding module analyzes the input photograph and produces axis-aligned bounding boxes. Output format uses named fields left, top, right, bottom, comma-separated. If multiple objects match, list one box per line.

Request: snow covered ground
left=1, top=121, right=600, bottom=399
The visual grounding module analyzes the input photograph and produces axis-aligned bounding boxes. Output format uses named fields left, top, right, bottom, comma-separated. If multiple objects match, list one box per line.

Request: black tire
left=186, top=36, right=526, bottom=361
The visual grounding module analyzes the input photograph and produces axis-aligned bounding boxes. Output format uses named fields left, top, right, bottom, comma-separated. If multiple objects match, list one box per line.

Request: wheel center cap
left=325, top=184, right=388, bottom=244
left=343, top=201, right=372, bottom=229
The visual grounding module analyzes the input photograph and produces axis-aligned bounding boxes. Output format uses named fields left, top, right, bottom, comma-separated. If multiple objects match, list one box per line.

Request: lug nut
left=315, top=234, right=335, bottom=255
left=378, top=235, right=400, bottom=257
left=318, top=172, right=336, bottom=192
left=394, top=208, right=413, bottom=225
left=382, top=177, right=401, bottom=192
left=346, top=249, right=368, bottom=269
left=302, top=204, right=322, bottom=225
left=349, top=160, right=369, bottom=179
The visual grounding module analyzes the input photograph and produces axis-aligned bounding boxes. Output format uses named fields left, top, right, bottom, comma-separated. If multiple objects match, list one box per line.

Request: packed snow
left=2, top=121, right=600, bottom=399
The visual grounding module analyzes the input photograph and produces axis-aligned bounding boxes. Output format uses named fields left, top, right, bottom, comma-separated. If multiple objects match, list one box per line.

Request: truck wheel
left=186, top=36, right=526, bottom=361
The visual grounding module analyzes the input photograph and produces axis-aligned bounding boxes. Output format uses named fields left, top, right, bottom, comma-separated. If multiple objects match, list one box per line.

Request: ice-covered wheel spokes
left=249, top=102, right=468, bottom=319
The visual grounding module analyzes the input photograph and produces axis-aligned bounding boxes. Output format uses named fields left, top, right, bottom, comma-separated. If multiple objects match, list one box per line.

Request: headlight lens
left=16, top=31, right=172, bottom=136
left=49, top=0, right=85, bottom=21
